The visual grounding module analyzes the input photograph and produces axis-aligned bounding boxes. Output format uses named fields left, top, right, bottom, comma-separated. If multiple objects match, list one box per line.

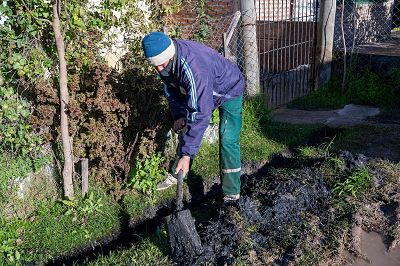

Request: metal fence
left=164, top=11, right=253, bottom=92
left=256, top=0, right=319, bottom=108
left=99, top=1, right=399, bottom=109
left=333, top=0, right=400, bottom=74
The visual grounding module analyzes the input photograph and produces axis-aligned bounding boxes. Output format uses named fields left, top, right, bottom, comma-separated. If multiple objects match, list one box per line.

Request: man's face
left=155, top=60, right=171, bottom=73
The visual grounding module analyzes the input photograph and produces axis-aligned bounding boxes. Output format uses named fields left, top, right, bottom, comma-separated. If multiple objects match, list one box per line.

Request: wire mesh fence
left=333, top=0, right=400, bottom=57
left=164, top=10, right=259, bottom=96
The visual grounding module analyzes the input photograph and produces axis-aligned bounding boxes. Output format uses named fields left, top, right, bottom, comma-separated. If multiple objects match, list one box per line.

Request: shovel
left=166, top=170, right=203, bottom=259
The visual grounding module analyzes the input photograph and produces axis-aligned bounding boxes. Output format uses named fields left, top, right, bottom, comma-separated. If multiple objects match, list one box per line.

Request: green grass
left=123, top=186, right=176, bottom=219
left=22, top=186, right=121, bottom=264
left=288, top=78, right=347, bottom=110
left=333, top=124, right=400, bottom=156
left=289, top=68, right=400, bottom=110
left=78, top=229, right=171, bottom=266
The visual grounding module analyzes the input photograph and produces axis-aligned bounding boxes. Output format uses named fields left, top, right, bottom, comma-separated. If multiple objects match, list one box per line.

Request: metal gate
left=256, top=0, right=319, bottom=108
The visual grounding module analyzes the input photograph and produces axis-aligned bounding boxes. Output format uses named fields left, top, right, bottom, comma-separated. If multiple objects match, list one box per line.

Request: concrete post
left=315, top=0, right=337, bottom=89
left=240, top=0, right=260, bottom=97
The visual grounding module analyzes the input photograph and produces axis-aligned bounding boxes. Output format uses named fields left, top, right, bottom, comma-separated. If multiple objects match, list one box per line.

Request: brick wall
left=166, top=0, right=236, bottom=50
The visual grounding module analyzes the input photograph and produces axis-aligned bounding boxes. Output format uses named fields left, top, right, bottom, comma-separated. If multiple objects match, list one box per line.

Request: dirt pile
left=177, top=150, right=400, bottom=265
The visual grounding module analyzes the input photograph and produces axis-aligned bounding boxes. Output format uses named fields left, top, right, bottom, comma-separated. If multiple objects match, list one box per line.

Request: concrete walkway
left=271, top=104, right=380, bottom=127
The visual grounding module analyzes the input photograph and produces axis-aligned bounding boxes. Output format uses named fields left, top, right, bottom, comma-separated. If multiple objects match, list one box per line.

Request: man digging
left=142, top=32, right=245, bottom=204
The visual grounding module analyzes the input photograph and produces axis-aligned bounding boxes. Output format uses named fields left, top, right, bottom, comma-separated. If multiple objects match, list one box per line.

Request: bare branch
left=63, top=0, right=71, bottom=36
left=21, top=0, right=52, bottom=24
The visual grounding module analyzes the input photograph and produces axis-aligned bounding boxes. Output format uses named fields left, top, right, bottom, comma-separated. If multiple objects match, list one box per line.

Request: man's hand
left=173, top=118, right=186, bottom=133
left=175, top=155, right=190, bottom=177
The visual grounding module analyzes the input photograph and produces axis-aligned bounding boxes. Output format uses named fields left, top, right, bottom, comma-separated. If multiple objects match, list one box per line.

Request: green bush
left=0, top=86, right=41, bottom=156
left=128, top=153, right=167, bottom=196
left=346, top=70, right=391, bottom=106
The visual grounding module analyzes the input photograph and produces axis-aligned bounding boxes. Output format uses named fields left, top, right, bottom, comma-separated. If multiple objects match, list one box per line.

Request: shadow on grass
left=46, top=198, right=170, bottom=266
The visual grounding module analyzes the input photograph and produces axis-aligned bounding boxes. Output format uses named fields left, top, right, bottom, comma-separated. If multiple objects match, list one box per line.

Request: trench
left=46, top=125, right=400, bottom=265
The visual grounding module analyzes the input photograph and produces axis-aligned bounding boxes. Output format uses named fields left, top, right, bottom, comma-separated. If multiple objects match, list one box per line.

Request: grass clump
left=333, top=167, right=372, bottom=198
left=289, top=78, right=347, bottom=110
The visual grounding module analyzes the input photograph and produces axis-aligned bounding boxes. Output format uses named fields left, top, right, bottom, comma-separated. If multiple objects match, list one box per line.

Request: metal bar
left=300, top=0, right=305, bottom=97
left=285, top=0, right=289, bottom=103
left=272, top=0, right=276, bottom=107
left=289, top=0, right=293, bottom=101
left=276, top=0, right=284, bottom=105
left=223, top=32, right=227, bottom=57
left=225, top=11, right=241, bottom=47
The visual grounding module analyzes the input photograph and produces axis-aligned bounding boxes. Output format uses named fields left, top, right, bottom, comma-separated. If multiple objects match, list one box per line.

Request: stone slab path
left=271, top=104, right=380, bottom=127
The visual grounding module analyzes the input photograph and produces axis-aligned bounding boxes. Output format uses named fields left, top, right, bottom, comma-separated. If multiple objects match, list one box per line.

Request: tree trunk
left=52, top=0, right=74, bottom=197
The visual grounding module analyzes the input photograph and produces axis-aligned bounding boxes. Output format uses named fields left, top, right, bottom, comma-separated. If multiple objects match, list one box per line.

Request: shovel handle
left=176, top=170, right=184, bottom=211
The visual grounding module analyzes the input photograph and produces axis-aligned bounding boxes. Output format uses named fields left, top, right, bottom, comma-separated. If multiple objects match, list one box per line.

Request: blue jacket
left=161, top=40, right=245, bottom=157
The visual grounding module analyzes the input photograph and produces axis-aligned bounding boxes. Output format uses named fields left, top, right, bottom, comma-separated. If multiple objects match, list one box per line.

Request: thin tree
left=52, top=0, right=74, bottom=197
left=20, top=0, right=74, bottom=197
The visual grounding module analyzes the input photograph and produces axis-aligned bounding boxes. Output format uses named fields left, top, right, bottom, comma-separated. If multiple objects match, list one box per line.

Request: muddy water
left=350, top=230, right=400, bottom=266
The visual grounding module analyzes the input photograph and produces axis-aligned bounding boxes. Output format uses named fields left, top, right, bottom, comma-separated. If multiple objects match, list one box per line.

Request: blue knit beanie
left=142, top=32, right=176, bottom=66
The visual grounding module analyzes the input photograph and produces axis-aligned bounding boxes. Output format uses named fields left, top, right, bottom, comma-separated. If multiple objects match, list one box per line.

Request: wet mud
left=175, top=150, right=400, bottom=265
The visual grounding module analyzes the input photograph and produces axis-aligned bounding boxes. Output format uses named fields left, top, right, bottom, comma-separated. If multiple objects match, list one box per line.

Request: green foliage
left=128, top=153, right=167, bottom=196
left=210, top=109, right=220, bottom=125
left=288, top=78, right=347, bottom=110
left=346, top=69, right=390, bottom=106
left=23, top=187, right=120, bottom=263
left=0, top=153, right=33, bottom=203
left=0, top=86, right=41, bottom=155
left=59, top=192, right=104, bottom=218
left=194, top=0, right=211, bottom=43
left=242, top=96, right=270, bottom=132
left=290, top=68, right=399, bottom=110
left=333, top=167, right=372, bottom=197
left=0, top=218, right=27, bottom=265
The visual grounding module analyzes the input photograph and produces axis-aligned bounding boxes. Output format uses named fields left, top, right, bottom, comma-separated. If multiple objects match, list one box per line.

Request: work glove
left=173, top=118, right=187, bottom=134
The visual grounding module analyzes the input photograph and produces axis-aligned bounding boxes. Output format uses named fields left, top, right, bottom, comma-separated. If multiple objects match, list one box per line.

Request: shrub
left=128, top=153, right=167, bottom=196
left=0, top=86, right=41, bottom=155
left=346, top=70, right=391, bottom=106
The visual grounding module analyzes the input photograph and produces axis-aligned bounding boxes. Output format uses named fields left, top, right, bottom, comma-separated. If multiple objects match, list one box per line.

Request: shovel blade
left=166, top=209, right=203, bottom=260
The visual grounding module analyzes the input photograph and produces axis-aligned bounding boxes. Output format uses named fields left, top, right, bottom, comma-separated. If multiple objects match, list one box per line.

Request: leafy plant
left=60, top=192, right=104, bottom=218
left=0, top=218, right=26, bottom=265
left=0, top=152, right=33, bottom=203
left=128, top=153, right=167, bottom=196
left=194, top=0, right=211, bottom=43
left=333, top=167, right=372, bottom=197
left=210, top=109, right=219, bottom=125
left=0, top=86, right=41, bottom=155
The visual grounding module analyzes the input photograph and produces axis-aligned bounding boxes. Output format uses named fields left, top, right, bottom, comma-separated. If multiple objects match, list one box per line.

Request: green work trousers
left=218, top=95, right=242, bottom=196
left=171, top=95, right=243, bottom=196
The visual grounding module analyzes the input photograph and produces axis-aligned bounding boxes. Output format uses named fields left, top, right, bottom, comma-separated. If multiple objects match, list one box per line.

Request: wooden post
left=81, top=158, right=89, bottom=197
left=315, top=0, right=337, bottom=89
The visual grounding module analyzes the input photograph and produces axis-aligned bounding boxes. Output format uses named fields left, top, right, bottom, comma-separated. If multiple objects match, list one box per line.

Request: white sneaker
left=156, top=173, right=177, bottom=191
left=223, top=194, right=240, bottom=202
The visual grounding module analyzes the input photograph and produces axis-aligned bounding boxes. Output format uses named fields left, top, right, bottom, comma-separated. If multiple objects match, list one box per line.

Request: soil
left=59, top=119, right=400, bottom=265
left=176, top=150, right=400, bottom=266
